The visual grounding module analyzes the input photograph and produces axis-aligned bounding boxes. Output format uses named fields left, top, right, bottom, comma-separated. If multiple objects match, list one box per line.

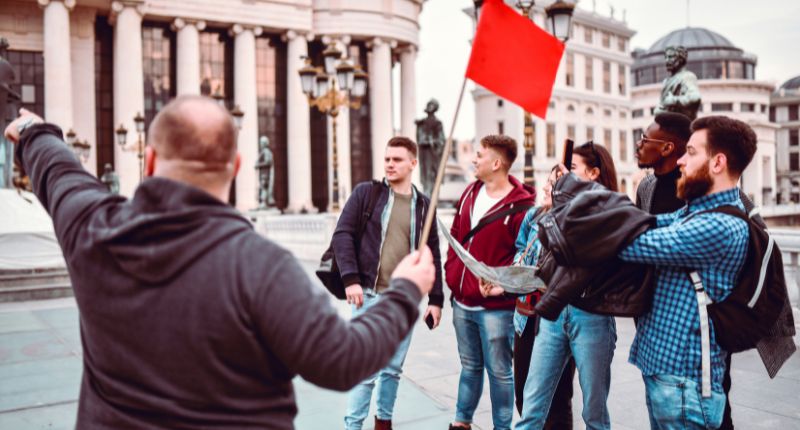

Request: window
left=728, top=61, right=744, bottom=79
left=618, top=64, right=626, bottom=95
left=602, top=31, right=610, bottom=48
left=7, top=50, right=44, bottom=116
left=603, top=128, right=612, bottom=149
left=256, top=36, right=288, bottom=208
left=791, top=129, right=799, bottom=146
left=770, top=106, right=776, bottom=122
left=529, top=122, right=537, bottom=156
left=586, top=107, right=595, bottom=116
left=602, top=61, right=611, bottom=93
left=586, top=126, right=594, bottom=141
left=567, top=124, right=576, bottom=140
left=566, top=53, right=574, bottom=87
left=567, top=104, right=576, bottom=113
left=618, top=37, right=626, bottom=52
left=790, top=105, right=799, bottom=121
left=632, top=109, right=644, bottom=118
left=547, top=123, right=556, bottom=158
left=761, top=104, right=767, bottom=113
left=95, top=17, right=117, bottom=173
left=619, top=111, right=627, bottom=119
left=791, top=153, right=799, bottom=171
left=711, top=103, right=733, bottom=112
left=603, top=109, right=612, bottom=117
left=199, top=31, right=232, bottom=101
left=619, top=130, right=628, bottom=161
left=498, top=121, right=505, bottom=135
left=497, top=99, right=504, bottom=108
left=585, top=56, right=594, bottom=90
left=741, top=103, right=756, bottom=112
left=584, top=27, right=593, bottom=44
left=142, top=25, right=176, bottom=128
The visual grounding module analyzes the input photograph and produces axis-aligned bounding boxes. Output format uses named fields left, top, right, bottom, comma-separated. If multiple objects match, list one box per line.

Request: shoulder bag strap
left=461, top=204, right=533, bottom=245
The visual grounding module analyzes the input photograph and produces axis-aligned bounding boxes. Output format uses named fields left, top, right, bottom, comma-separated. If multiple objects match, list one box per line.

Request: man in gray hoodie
left=5, top=96, right=435, bottom=429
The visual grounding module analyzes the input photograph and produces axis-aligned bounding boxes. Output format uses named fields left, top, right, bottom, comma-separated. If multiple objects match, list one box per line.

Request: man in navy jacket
left=332, top=136, right=443, bottom=430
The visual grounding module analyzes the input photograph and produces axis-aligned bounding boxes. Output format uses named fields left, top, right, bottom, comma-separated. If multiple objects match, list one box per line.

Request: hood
left=87, top=178, right=252, bottom=284
left=469, top=175, right=537, bottom=208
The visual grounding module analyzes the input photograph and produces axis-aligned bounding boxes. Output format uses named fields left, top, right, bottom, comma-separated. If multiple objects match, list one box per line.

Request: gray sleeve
left=250, top=250, right=422, bottom=391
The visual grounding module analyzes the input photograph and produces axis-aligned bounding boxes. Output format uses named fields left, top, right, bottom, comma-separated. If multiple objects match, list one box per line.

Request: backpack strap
left=688, top=270, right=713, bottom=398
left=356, top=180, right=383, bottom=243
left=461, top=204, right=533, bottom=245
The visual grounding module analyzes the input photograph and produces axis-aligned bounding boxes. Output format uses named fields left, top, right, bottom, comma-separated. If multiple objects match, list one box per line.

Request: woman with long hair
left=514, top=141, right=619, bottom=430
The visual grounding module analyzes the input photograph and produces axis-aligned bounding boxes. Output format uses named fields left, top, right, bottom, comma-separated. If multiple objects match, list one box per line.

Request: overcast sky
left=412, top=0, right=800, bottom=140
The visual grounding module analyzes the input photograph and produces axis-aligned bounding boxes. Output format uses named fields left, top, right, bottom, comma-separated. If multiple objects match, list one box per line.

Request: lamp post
left=472, top=0, right=575, bottom=187
left=298, top=40, right=368, bottom=212
left=65, top=128, right=92, bottom=164
left=115, top=112, right=146, bottom=183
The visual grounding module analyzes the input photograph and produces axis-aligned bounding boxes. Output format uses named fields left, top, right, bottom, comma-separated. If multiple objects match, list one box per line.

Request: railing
left=254, top=212, right=800, bottom=308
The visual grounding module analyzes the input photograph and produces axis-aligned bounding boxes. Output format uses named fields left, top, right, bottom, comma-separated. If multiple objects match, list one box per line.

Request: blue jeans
left=344, top=292, right=414, bottom=430
left=643, top=374, right=726, bottom=430
left=452, top=304, right=515, bottom=430
left=517, top=305, right=616, bottom=430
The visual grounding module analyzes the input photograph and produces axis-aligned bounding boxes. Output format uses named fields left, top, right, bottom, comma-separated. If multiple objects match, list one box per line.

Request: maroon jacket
left=444, top=176, right=535, bottom=310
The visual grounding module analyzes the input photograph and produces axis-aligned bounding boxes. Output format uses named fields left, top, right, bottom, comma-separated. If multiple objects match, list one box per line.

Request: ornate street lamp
left=298, top=41, right=367, bottom=212
left=115, top=112, right=146, bottom=183
left=230, top=105, right=244, bottom=129
left=471, top=0, right=575, bottom=186
left=65, top=129, right=91, bottom=164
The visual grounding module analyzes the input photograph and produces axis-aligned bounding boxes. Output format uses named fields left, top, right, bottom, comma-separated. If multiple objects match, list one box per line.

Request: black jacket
left=332, top=180, right=443, bottom=307
left=17, top=123, right=423, bottom=429
left=534, top=173, right=656, bottom=320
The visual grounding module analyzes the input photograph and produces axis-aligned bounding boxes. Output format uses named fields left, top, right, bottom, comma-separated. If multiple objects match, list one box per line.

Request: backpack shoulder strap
left=461, top=204, right=533, bottom=244
left=356, top=180, right=383, bottom=241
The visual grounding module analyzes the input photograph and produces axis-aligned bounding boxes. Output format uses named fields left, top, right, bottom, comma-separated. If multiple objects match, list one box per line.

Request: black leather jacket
left=534, top=174, right=657, bottom=320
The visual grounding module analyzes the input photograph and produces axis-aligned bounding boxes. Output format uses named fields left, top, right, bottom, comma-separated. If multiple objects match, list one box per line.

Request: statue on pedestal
left=654, top=45, right=702, bottom=121
left=415, top=99, right=446, bottom=196
left=255, top=136, right=275, bottom=209
left=100, top=163, right=120, bottom=194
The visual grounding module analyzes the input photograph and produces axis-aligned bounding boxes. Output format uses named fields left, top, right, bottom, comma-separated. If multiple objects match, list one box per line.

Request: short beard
left=677, top=163, right=713, bottom=201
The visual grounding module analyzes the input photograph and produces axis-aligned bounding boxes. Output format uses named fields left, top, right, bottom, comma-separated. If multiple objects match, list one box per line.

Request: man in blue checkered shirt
left=618, top=116, right=757, bottom=430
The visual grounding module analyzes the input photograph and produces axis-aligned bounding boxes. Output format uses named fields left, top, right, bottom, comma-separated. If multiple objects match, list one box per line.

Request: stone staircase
left=0, top=267, right=72, bottom=302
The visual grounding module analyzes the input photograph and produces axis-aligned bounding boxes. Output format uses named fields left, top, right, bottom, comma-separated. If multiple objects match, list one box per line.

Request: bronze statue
left=100, top=163, right=120, bottom=194
left=255, top=136, right=275, bottom=209
left=655, top=46, right=701, bottom=120
left=415, top=99, right=446, bottom=196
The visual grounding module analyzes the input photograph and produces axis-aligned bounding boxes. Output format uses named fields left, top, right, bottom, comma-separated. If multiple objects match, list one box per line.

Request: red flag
left=466, top=0, right=565, bottom=119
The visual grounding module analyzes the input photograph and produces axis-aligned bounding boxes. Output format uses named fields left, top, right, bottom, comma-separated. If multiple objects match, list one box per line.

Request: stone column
left=112, top=1, right=145, bottom=196
left=39, top=0, right=75, bottom=131
left=369, top=38, right=394, bottom=179
left=173, top=18, right=205, bottom=96
left=399, top=46, right=416, bottom=138
left=231, top=24, right=261, bottom=211
left=285, top=31, right=315, bottom=212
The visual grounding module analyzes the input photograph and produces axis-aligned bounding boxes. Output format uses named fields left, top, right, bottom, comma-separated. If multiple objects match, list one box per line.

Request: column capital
left=38, top=0, right=76, bottom=10
left=172, top=18, right=206, bottom=32
left=368, top=37, right=397, bottom=49
left=230, top=24, right=263, bottom=38
left=397, top=44, right=417, bottom=56
left=110, top=1, right=145, bottom=24
left=283, top=30, right=314, bottom=43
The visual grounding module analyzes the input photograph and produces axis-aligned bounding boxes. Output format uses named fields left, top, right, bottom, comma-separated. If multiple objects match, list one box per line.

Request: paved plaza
left=1, top=264, right=799, bottom=430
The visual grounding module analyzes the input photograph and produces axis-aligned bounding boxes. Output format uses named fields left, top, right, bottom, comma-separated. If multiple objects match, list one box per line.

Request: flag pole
left=418, top=76, right=468, bottom=250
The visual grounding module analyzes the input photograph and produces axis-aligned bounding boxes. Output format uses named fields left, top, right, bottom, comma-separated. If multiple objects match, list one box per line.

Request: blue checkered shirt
left=619, top=188, right=749, bottom=392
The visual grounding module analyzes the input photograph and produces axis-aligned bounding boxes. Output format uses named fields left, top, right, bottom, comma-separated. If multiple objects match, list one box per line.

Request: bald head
left=145, top=96, right=240, bottom=200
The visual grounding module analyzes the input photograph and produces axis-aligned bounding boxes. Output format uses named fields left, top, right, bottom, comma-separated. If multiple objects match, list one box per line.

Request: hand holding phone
left=425, top=313, right=435, bottom=330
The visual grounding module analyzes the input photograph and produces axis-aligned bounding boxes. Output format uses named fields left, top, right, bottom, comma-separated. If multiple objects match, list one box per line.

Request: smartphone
left=425, top=313, right=435, bottom=330
left=562, top=139, right=574, bottom=171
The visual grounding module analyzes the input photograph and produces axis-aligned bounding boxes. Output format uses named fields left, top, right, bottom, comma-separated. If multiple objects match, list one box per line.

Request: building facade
left=470, top=2, right=638, bottom=201
left=631, top=27, right=778, bottom=207
left=2, top=0, right=423, bottom=212
left=772, top=76, right=800, bottom=203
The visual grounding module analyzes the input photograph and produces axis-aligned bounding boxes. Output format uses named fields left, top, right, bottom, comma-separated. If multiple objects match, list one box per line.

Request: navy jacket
left=332, top=180, right=444, bottom=307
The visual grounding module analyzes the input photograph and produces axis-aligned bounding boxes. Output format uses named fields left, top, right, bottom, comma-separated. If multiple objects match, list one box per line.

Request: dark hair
left=480, top=134, right=518, bottom=170
left=572, top=141, right=619, bottom=192
left=691, top=115, right=757, bottom=176
left=387, top=136, right=418, bottom=158
left=148, top=95, right=237, bottom=164
left=654, top=112, right=692, bottom=151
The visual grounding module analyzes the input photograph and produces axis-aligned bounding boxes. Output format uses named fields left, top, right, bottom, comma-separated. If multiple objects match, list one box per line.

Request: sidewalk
left=1, top=265, right=799, bottom=429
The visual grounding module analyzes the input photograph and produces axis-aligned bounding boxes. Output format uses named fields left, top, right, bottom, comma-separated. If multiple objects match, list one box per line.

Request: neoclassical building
left=771, top=76, right=800, bottom=203
left=631, top=27, right=778, bottom=207
left=2, top=0, right=423, bottom=212
left=470, top=3, right=638, bottom=200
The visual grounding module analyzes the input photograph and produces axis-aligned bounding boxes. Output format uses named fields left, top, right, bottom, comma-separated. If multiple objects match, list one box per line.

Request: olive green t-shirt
left=375, top=193, right=412, bottom=292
